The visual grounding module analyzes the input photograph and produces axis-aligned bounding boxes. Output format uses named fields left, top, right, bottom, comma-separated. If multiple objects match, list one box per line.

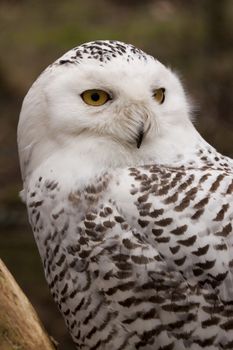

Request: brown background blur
left=0, top=1, right=232, bottom=349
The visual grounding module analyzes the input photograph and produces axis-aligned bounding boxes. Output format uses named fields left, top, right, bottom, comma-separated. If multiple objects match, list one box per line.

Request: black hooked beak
left=136, top=125, right=144, bottom=149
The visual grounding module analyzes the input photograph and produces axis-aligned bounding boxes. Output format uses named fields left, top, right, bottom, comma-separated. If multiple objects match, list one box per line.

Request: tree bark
left=0, top=258, right=56, bottom=350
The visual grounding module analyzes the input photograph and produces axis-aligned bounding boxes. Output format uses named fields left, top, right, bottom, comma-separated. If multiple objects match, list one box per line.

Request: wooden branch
left=0, top=258, right=56, bottom=350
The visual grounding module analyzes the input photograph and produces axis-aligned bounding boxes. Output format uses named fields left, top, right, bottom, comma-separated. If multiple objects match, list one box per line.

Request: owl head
left=18, top=40, right=197, bottom=181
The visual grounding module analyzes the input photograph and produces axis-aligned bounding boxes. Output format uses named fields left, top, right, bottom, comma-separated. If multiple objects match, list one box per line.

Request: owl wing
left=110, top=164, right=233, bottom=299
left=27, top=163, right=233, bottom=349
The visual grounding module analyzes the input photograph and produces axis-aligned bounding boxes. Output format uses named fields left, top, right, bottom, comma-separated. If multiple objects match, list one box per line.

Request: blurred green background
left=0, top=0, right=232, bottom=349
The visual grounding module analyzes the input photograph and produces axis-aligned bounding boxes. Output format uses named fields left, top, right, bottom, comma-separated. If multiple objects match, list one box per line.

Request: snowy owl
left=18, top=40, right=233, bottom=349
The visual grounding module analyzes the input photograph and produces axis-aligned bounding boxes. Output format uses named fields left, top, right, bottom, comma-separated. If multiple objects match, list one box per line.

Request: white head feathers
left=18, top=40, right=199, bottom=184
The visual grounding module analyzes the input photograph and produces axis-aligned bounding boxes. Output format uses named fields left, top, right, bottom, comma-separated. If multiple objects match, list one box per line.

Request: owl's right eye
left=81, top=89, right=110, bottom=106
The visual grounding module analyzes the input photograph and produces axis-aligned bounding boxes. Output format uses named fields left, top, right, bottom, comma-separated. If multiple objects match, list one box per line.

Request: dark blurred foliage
left=0, top=1, right=232, bottom=349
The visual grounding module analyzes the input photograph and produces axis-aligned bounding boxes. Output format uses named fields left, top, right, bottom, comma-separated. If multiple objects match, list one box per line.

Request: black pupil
left=91, top=93, right=100, bottom=102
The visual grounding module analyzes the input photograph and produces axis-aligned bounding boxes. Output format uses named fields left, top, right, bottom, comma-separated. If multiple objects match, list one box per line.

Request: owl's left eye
left=81, top=89, right=110, bottom=106
left=153, top=88, right=165, bottom=104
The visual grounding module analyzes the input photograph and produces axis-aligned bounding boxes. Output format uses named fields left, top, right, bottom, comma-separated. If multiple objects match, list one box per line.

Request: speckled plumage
left=18, top=41, right=233, bottom=349
left=53, top=40, right=149, bottom=66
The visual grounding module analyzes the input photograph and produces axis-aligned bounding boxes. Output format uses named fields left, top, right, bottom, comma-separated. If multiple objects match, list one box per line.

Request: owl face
left=18, top=41, right=193, bottom=179
left=43, top=45, right=189, bottom=148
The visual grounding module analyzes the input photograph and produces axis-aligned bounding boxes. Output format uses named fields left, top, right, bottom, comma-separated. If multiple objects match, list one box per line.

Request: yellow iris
left=153, top=88, right=165, bottom=104
left=81, top=89, right=110, bottom=106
